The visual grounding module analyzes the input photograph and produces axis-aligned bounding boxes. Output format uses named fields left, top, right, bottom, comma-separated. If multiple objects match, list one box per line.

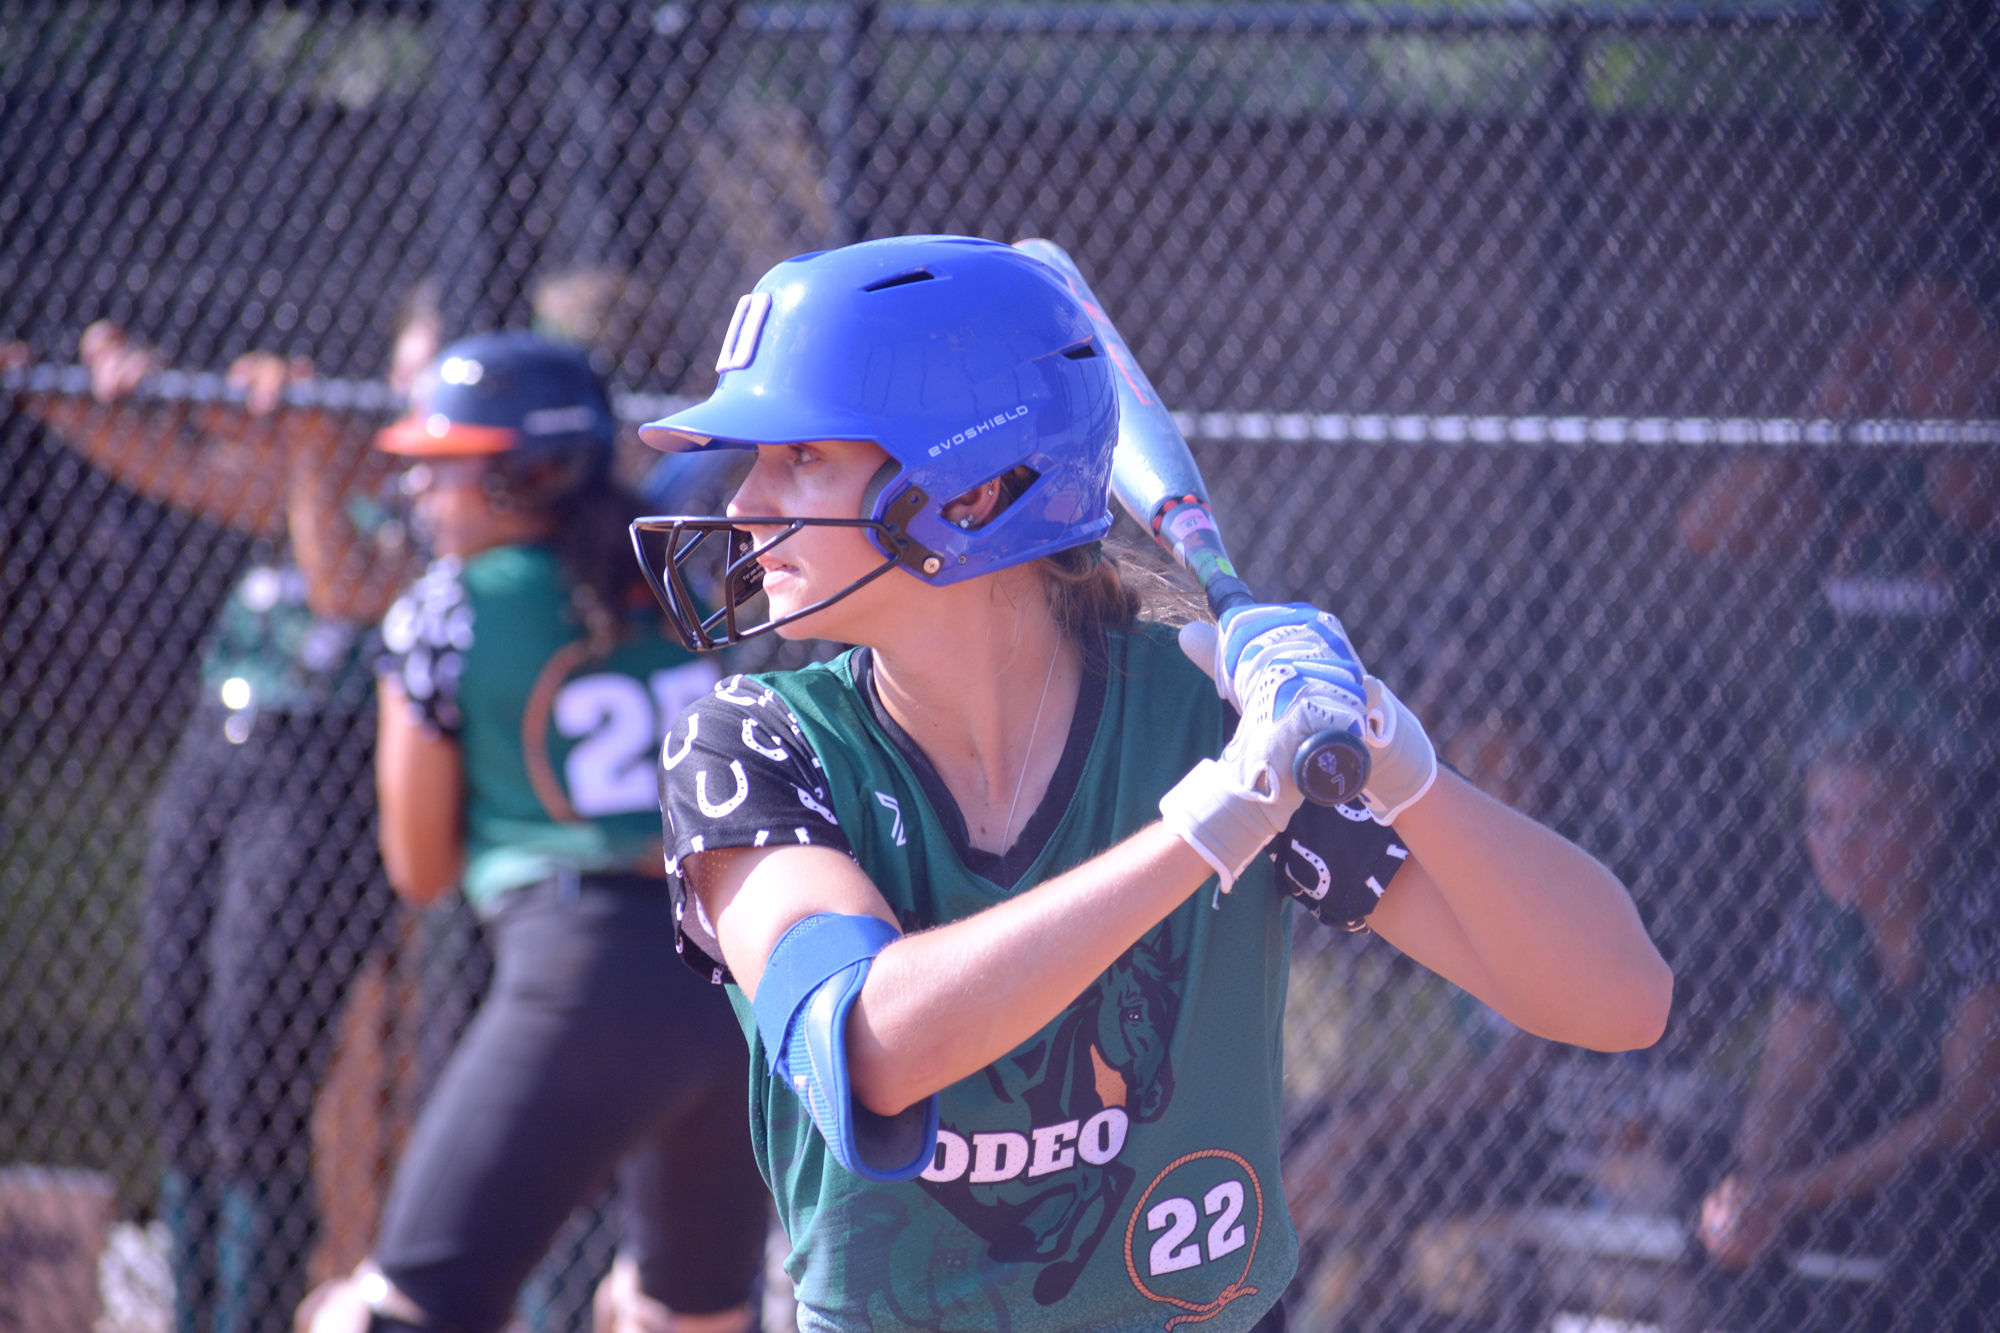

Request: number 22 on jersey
left=556, top=662, right=720, bottom=817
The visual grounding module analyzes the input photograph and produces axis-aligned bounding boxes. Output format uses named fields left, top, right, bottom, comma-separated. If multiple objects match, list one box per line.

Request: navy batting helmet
left=377, top=331, right=615, bottom=508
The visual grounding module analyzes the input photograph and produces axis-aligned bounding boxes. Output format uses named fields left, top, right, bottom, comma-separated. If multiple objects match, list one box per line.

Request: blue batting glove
left=1180, top=604, right=1438, bottom=827
left=1181, top=602, right=1368, bottom=719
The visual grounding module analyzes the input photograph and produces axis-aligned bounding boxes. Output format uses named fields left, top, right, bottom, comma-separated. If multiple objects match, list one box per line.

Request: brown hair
left=547, top=479, right=653, bottom=655
left=976, top=463, right=1205, bottom=652
left=1038, top=535, right=1208, bottom=663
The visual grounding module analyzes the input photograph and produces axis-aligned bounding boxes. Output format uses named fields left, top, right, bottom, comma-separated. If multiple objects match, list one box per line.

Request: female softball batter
left=634, top=236, right=1671, bottom=1333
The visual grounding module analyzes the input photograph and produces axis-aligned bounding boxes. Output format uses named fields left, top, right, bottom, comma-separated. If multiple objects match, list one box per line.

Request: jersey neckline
left=849, top=638, right=1109, bottom=890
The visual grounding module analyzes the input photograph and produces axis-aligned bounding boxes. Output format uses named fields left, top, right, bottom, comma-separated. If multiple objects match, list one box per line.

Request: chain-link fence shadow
left=3, top=2, right=1996, bottom=1331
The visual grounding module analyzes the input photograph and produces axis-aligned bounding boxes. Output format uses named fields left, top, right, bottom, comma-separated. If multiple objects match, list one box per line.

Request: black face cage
left=629, top=516, right=909, bottom=652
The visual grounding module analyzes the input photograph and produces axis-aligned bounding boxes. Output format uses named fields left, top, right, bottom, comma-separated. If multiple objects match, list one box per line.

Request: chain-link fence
left=3, top=1, right=1997, bottom=1331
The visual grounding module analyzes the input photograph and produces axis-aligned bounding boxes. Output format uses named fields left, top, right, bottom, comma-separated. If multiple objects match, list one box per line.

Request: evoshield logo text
left=929, top=404, right=1028, bottom=456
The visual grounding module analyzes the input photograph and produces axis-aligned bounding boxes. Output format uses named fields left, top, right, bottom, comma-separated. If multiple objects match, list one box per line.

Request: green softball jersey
left=202, top=495, right=400, bottom=717
left=201, top=562, right=374, bottom=716
left=659, top=623, right=1410, bottom=1333
left=379, top=544, right=719, bottom=912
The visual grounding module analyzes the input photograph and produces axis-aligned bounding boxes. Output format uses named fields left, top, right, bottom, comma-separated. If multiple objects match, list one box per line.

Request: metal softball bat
left=1012, top=237, right=1369, bottom=808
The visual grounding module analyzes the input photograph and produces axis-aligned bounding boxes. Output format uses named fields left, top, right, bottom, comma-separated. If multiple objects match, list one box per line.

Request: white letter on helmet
left=716, top=293, right=773, bottom=373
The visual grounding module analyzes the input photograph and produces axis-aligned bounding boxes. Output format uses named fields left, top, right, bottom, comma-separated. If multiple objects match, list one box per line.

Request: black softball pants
left=373, top=875, right=766, bottom=1333
left=143, top=703, right=395, bottom=1333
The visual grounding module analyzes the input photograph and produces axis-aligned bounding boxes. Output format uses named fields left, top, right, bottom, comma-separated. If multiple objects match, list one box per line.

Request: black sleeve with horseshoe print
left=658, top=674, right=853, bottom=983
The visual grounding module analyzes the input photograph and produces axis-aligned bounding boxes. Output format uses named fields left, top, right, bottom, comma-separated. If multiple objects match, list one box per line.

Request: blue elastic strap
left=752, top=914, right=940, bottom=1183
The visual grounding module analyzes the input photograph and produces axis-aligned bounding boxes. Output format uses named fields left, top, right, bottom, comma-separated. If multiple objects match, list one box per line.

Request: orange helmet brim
left=376, top=414, right=517, bottom=455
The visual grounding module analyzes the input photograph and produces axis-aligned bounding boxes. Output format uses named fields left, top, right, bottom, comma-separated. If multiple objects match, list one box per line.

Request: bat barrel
left=1011, top=239, right=1213, bottom=515
left=1012, top=238, right=1367, bottom=807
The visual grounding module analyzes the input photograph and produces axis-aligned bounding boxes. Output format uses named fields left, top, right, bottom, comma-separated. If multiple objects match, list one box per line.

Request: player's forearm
left=1783, top=1099, right=1990, bottom=1209
left=1734, top=1001, right=1834, bottom=1175
left=28, top=397, right=289, bottom=532
left=1382, top=769, right=1671, bottom=1051
left=287, top=448, right=413, bottom=622
left=1785, top=995, right=2000, bottom=1204
left=1737, top=1092, right=1818, bottom=1179
left=848, top=823, right=1210, bottom=1116
left=375, top=687, right=466, bottom=906
left=1736, top=1093, right=1806, bottom=1177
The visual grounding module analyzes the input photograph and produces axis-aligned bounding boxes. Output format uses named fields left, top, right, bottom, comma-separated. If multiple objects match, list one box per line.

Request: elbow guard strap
left=752, top=913, right=939, bottom=1183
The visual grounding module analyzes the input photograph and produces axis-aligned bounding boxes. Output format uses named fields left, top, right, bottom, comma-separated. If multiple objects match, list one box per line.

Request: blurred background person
left=309, top=332, right=764, bottom=1333
left=1675, top=283, right=2000, bottom=1321
left=1696, top=726, right=2000, bottom=1332
left=14, top=286, right=437, bottom=1333
left=1678, top=267, right=2000, bottom=775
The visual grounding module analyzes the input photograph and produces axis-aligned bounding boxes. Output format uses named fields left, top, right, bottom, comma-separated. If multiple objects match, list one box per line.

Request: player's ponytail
left=546, top=478, right=652, bottom=655
left=1040, top=537, right=1206, bottom=664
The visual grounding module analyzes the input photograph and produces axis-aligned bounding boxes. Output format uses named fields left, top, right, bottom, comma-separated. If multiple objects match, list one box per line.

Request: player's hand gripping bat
left=1012, top=238, right=1369, bottom=808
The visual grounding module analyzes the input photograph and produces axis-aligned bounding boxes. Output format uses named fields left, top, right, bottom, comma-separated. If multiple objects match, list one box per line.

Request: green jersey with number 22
left=712, top=626, right=1315, bottom=1333
left=380, top=544, right=718, bottom=911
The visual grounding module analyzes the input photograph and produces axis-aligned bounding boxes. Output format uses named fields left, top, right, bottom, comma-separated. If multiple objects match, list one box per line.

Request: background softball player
left=22, top=319, right=426, bottom=1333
left=315, top=332, right=766, bottom=1333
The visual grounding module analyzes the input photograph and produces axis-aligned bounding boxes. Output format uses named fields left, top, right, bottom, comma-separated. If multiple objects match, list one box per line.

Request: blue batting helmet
left=632, top=235, right=1118, bottom=649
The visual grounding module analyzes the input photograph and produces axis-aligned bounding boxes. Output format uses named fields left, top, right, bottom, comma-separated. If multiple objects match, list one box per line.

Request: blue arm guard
left=751, top=913, right=940, bottom=1183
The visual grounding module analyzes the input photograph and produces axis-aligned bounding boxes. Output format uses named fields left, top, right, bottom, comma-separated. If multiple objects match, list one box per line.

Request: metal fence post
left=823, top=0, right=880, bottom=247
left=1535, top=18, right=1590, bottom=413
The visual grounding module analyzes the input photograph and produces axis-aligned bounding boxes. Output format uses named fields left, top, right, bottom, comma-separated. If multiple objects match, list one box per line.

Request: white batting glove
left=1359, top=675, right=1438, bottom=824
left=1162, top=645, right=1365, bottom=892
left=1182, top=605, right=1440, bottom=827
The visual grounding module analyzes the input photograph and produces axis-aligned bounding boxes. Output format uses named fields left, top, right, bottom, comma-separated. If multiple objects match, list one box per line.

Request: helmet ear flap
left=855, top=459, right=948, bottom=576
left=860, top=459, right=901, bottom=519
left=860, top=457, right=910, bottom=565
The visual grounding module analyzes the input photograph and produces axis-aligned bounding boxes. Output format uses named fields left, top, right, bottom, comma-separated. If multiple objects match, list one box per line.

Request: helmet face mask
left=630, top=516, right=908, bottom=652
left=633, top=235, right=1119, bottom=651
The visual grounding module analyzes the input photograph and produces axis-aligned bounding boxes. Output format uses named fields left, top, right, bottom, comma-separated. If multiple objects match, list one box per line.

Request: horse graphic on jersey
left=920, top=918, right=1187, bottom=1306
